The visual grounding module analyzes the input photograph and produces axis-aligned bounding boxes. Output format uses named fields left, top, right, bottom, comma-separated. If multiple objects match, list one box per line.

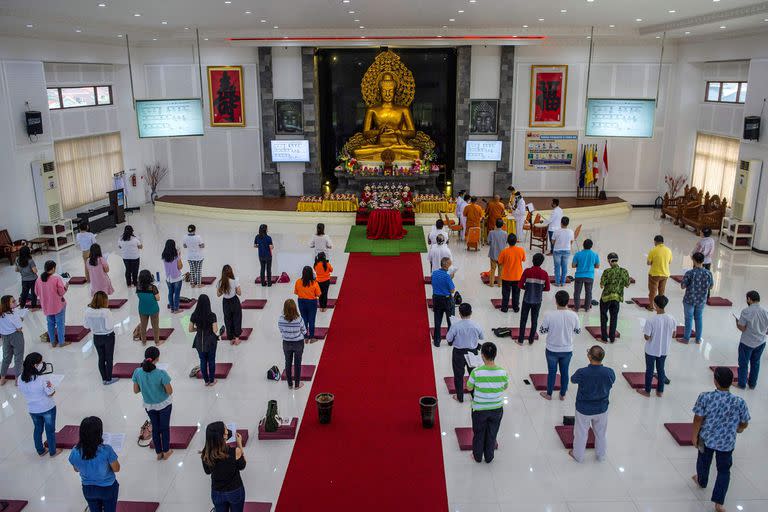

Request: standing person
left=83, top=292, right=118, bottom=385
left=0, top=296, right=25, bottom=386
left=132, top=346, right=174, bottom=460
left=136, top=270, right=161, bottom=346
left=202, top=421, right=247, bottom=512
left=681, top=252, right=714, bottom=344
left=638, top=295, right=676, bottom=397
left=497, top=234, right=526, bottom=313
left=647, top=235, right=672, bottom=311
left=543, top=198, right=563, bottom=253
left=694, top=228, right=716, bottom=272
left=486, top=219, right=507, bottom=287
left=253, top=224, right=274, bottom=287
left=512, top=191, right=527, bottom=241
left=428, top=234, right=452, bottom=273
left=431, top=257, right=456, bottom=347
left=428, top=219, right=450, bottom=246
left=571, top=239, right=600, bottom=312
left=517, top=253, right=551, bottom=345
left=117, top=225, right=142, bottom=287
left=506, top=186, right=516, bottom=209
left=162, top=240, right=184, bottom=313
left=569, top=345, right=616, bottom=463
left=35, top=261, right=69, bottom=348
left=69, top=416, right=120, bottom=512
left=278, top=299, right=307, bottom=390
left=467, top=342, right=509, bottom=463
left=599, top=252, right=630, bottom=343
left=735, top=290, right=768, bottom=389
left=538, top=290, right=580, bottom=400
left=87, top=244, right=114, bottom=297
left=446, top=303, right=483, bottom=403
left=454, top=190, right=467, bottom=240
left=184, top=224, right=205, bottom=288
left=76, top=223, right=97, bottom=282
left=15, top=245, right=38, bottom=308
left=484, top=195, right=506, bottom=243
left=460, top=192, right=471, bottom=239
left=309, top=222, right=333, bottom=257
left=463, top=197, right=484, bottom=235
left=18, top=352, right=62, bottom=456
left=189, top=294, right=219, bottom=387
left=691, top=367, right=750, bottom=512
left=314, top=252, right=334, bottom=312
left=217, top=265, right=242, bottom=345
left=294, top=266, right=321, bottom=342
left=550, top=216, right=574, bottom=287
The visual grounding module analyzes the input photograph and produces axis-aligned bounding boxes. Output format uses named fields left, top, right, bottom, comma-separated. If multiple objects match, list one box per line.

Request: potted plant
left=144, top=162, right=168, bottom=204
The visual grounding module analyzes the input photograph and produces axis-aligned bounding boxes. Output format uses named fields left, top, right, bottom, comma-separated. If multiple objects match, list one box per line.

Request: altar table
left=366, top=209, right=407, bottom=240
left=296, top=201, right=322, bottom=212
left=322, top=199, right=358, bottom=212
left=415, top=200, right=452, bottom=214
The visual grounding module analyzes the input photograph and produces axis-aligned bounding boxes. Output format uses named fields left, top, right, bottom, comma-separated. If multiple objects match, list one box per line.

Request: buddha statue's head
left=378, top=72, right=397, bottom=103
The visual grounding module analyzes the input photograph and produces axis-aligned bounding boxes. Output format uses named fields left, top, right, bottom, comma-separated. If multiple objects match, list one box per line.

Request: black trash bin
left=419, top=396, right=437, bottom=428
left=316, top=393, right=334, bottom=424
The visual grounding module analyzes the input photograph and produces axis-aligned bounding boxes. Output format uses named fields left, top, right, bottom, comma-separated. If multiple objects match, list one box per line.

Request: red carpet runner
left=276, top=253, right=448, bottom=511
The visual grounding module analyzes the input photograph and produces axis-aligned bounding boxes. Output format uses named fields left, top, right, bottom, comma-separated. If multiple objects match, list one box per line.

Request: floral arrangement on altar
left=336, top=149, right=439, bottom=176
left=359, top=183, right=415, bottom=211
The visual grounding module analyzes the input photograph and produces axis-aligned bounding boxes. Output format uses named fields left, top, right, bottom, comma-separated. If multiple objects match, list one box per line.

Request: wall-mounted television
left=585, top=98, right=656, bottom=138
left=135, top=98, right=204, bottom=138
left=271, top=140, right=310, bottom=162
left=466, top=140, right=502, bottom=161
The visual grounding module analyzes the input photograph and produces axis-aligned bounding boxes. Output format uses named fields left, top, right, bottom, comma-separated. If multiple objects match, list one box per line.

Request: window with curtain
left=690, top=132, right=740, bottom=203
left=54, top=132, right=123, bottom=211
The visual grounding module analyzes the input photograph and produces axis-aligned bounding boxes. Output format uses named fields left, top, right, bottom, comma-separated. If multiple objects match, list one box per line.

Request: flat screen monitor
left=585, top=98, right=656, bottom=138
left=465, top=140, right=502, bottom=161
left=271, top=140, right=310, bottom=162
left=135, top=98, right=205, bottom=138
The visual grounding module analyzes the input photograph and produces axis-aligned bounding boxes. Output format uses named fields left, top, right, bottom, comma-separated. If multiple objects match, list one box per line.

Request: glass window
left=47, top=88, right=61, bottom=109
left=738, top=83, right=748, bottom=103
left=706, top=82, right=721, bottom=102
left=61, top=87, right=96, bottom=108
left=720, top=82, right=739, bottom=103
left=96, top=86, right=112, bottom=105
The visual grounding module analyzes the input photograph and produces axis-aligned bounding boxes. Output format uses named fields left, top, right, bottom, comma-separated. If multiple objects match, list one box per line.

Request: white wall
left=468, top=45, right=501, bottom=196
left=271, top=46, right=305, bottom=196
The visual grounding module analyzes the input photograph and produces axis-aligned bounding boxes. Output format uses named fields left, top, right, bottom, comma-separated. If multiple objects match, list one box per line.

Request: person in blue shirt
left=431, top=256, right=456, bottom=348
left=253, top=224, right=274, bottom=287
left=69, top=416, right=120, bottom=512
left=680, top=252, right=714, bottom=344
left=692, top=367, right=750, bottom=512
left=569, top=345, right=616, bottom=463
left=571, top=238, right=600, bottom=312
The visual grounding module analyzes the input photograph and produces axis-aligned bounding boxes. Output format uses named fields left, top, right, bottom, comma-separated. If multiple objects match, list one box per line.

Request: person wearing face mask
left=17, top=352, right=62, bottom=457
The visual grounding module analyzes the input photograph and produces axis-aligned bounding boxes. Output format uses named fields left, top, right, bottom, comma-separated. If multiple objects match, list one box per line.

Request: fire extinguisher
left=130, top=174, right=137, bottom=187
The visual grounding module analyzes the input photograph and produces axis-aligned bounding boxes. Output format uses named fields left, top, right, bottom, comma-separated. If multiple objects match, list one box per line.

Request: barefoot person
left=638, top=295, right=676, bottom=398
left=538, top=291, right=580, bottom=400
left=467, top=342, right=508, bottom=463
left=446, top=302, right=483, bottom=403
left=132, top=346, right=174, bottom=460
left=569, top=345, right=615, bottom=463
left=278, top=299, right=307, bottom=390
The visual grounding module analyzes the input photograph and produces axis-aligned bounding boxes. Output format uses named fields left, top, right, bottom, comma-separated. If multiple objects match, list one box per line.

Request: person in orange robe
left=485, top=195, right=507, bottom=233
left=464, top=197, right=484, bottom=230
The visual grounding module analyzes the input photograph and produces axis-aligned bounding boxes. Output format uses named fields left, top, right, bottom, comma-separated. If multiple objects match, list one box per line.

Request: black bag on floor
left=267, top=365, right=280, bottom=381
left=263, top=400, right=280, bottom=432
left=492, top=327, right=511, bottom=338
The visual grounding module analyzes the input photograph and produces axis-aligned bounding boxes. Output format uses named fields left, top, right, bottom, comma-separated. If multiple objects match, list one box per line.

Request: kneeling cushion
left=281, top=365, right=315, bottom=381
left=426, top=298, right=433, bottom=309
left=169, top=299, right=196, bottom=311
left=0, top=501, right=28, bottom=512
left=195, top=363, right=233, bottom=379
left=325, top=299, right=337, bottom=309
left=107, top=299, right=128, bottom=309
left=313, top=327, right=328, bottom=340
left=241, top=299, right=268, bottom=310
left=622, top=372, right=658, bottom=389
left=443, top=376, right=469, bottom=394
left=707, top=297, right=732, bottom=307
left=55, top=326, right=90, bottom=342
left=430, top=326, right=448, bottom=340
left=555, top=425, right=595, bottom=449
left=116, top=502, right=159, bottom=512
left=145, top=328, right=174, bottom=341
left=664, top=422, right=694, bottom=446
left=670, top=275, right=684, bottom=284
left=200, top=276, right=216, bottom=285
left=243, top=503, right=273, bottom=512
left=528, top=373, right=561, bottom=391
left=674, top=326, right=697, bottom=341
left=509, top=327, right=539, bottom=340
left=455, top=427, right=498, bottom=451
left=258, top=418, right=298, bottom=440
left=631, top=297, right=651, bottom=308
left=149, top=426, right=197, bottom=449
left=585, top=326, right=620, bottom=340
left=423, top=275, right=431, bottom=284
left=54, top=425, right=80, bottom=449
left=68, top=276, right=87, bottom=285
left=112, top=363, right=141, bottom=378
left=221, top=328, right=253, bottom=341
left=549, top=275, right=574, bottom=284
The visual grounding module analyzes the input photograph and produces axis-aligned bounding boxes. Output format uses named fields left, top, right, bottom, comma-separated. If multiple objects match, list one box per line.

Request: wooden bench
left=680, top=193, right=727, bottom=235
left=661, top=186, right=702, bottom=225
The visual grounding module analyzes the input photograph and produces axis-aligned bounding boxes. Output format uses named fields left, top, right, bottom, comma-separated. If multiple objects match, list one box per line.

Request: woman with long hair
left=278, top=299, right=307, bottom=390
left=309, top=222, right=333, bottom=257
left=253, top=224, right=273, bottom=286
left=18, top=352, right=61, bottom=456
left=136, top=270, right=161, bottom=345
left=132, top=346, right=174, bottom=460
left=183, top=224, right=205, bottom=287
left=87, top=244, right=114, bottom=297
left=118, top=225, right=143, bottom=287
left=15, top=245, right=38, bottom=308
left=84, top=291, right=118, bottom=385
left=293, top=266, right=321, bottom=342
left=69, top=416, right=120, bottom=512
left=314, top=252, right=334, bottom=312
left=162, top=239, right=184, bottom=313
left=34, top=260, right=69, bottom=348
left=216, top=265, right=243, bottom=345
left=201, top=421, right=246, bottom=512
left=189, top=294, right=219, bottom=386
left=0, top=295, right=25, bottom=386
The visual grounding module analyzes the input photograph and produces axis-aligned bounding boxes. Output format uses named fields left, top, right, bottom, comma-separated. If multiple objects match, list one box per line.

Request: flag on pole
left=601, top=141, right=609, bottom=176
left=592, top=144, right=600, bottom=182
left=584, top=145, right=594, bottom=185
left=578, top=145, right=587, bottom=188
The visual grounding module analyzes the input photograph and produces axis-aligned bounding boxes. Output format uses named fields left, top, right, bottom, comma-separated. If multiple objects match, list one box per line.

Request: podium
left=108, top=189, right=126, bottom=225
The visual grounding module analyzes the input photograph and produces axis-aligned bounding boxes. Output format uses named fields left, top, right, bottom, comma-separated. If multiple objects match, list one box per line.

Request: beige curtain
left=54, top=132, right=123, bottom=211
left=690, top=132, right=740, bottom=203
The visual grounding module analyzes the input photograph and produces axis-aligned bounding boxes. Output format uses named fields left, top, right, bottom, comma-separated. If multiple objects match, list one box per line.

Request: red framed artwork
left=529, top=65, right=568, bottom=128
left=207, top=66, right=245, bottom=127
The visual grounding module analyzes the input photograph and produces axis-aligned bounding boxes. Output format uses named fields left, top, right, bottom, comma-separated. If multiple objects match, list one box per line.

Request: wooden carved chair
left=661, top=186, right=702, bottom=225
left=680, top=193, right=727, bottom=235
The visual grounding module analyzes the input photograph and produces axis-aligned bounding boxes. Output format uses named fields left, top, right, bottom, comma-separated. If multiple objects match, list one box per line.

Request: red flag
left=602, top=142, right=609, bottom=176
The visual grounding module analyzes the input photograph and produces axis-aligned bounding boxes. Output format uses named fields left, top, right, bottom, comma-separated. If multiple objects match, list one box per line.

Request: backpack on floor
left=137, top=420, right=152, bottom=447
left=267, top=365, right=280, bottom=381
left=189, top=365, right=201, bottom=378
left=39, top=332, right=49, bottom=343
left=262, top=400, right=280, bottom=432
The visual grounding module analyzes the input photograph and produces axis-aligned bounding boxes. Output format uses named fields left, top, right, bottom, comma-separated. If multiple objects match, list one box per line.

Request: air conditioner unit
left=31, top=160, right=63, bottom=222
left=732, top=159, right=763, bottom=221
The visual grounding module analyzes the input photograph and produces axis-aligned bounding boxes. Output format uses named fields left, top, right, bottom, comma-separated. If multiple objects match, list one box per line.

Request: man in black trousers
left=446, top=303, right=483, bottom=403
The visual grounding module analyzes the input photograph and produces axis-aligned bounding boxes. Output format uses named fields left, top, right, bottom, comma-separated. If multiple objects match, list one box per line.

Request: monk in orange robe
left=485, top=195, right=506, bottom=232
left=464, top=197, right=484, bottom=229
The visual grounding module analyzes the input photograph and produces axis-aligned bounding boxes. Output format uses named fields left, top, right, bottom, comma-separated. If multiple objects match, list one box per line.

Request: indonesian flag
left=601, top=141, right=609, bottom=176
left=592, top=144, right=599, bottom=182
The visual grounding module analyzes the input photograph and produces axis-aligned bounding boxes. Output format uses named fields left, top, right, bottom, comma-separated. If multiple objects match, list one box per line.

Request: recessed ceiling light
left=713, top=0, right=720, bottom=2
left=458, top=10, right=464, bottom=13
left=97, top=2, right=106, bottom=7
left=354, top=19, right=360, bottom=22
left=260, top=19, right=267, bottom=22
left=522, top=24, right=528, bottom=28
left=587, top=0, right=594, bottom=2
left=359, top=25, right=365, bottom=29
left=75, top=28, right=82, bottom=32
left=204, top=37, right=209, bottom=40
left=635, top=18, right=643, bottom=22
left=224, top=1, right=231, bottom=4
left=449, top=18, right=455, bottom=22
left=764, top=18, right=768, bottom=22
left=152, top=38, right=157, bottom=41
left=561, top=9, right=567, bottom=13
left=668, top=10, right=676, bottom=13
left=538, top=18, right=544, bottom=21
left=161, top=20, right=168, bottom=24
left=442, top=25, right=447, bottom=28
left=719, top=25, right=726, bottom=29
left=586, top=35, right=591, bottom=39
left=470, top=0, right=477, bottom=3
left=348, top=10, right=355, bottom=14
left=273, top=25, right=279, bottom=29
left=655, top=35, right=661, bottom=38
left=184, top=26, right=189, bottom=30
left=343, top=0, right=350, bottom=3
left=609, top=24, right=615, bottom=27
left=117, top=34, right=123, bottom=37
left=684, top=31, right=690, bottom=34
left=25, top=23, right=34, bottom=28
left=133, top=13, right=141, bottom=17
left=245, top=11, right=251, bottom=14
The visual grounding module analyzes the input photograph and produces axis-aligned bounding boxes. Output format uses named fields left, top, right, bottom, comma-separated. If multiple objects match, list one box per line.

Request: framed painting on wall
left=529, top=65, right=567, bottom=128
left=275, top=99, right=304, bottom=135
left=207, top=65, right=245, bottom=127
left=469, top=99, right=499, bottom=135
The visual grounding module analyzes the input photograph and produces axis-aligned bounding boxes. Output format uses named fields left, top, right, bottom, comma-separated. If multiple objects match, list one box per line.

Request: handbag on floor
left=137, top=420, right=152, bottom=447
left=189, top=365, right=201, bottom=378
left=267, top=365, right=280, bottom=381
left=492, top=327, right=511, bottom=338
left=262, top=400, right=281, bottom=432
left=453, top=291, right=463, bottom=305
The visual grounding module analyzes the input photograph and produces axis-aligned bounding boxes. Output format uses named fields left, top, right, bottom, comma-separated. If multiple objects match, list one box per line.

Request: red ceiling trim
left=228, top=35, right=546, bottom=42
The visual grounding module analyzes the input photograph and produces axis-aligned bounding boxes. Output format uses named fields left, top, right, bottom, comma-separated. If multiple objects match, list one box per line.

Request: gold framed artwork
left=207, top=65, right=245, bottom=127
left=529, top=65, right=568, bottom=128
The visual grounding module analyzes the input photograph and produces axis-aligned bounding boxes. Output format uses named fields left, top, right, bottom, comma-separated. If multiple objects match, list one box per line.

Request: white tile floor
left=0, top=206, right=766, bottom=512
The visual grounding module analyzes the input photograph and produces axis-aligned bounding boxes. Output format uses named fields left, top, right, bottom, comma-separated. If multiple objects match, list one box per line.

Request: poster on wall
left=524, top=131, right=578, bottom=170
left=529, top=65, right=568, bottom=128
left=275, top=100, right=304, bottom=135
left=469, top=99, right=499, bottom=135
left=207, top=65, right=245, bottom=127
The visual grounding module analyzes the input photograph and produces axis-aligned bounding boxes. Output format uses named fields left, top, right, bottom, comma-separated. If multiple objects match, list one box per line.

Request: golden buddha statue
left=343, top=50, right=435, bottom=162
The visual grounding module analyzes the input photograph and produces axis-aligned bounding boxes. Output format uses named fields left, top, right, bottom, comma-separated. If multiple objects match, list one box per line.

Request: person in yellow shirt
left=497, top=234, right=526, bottom=312
left=647, top=235, right=673, bottom=311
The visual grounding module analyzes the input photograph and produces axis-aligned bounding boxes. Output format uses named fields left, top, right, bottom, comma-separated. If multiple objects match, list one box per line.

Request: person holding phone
left=201, top=421, right=247, bottom=512
left=18, top=352, right=62, bottom=457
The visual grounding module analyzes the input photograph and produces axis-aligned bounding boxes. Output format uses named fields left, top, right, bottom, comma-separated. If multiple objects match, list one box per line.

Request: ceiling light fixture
left=522, top=24, right=528, bottom=28
left=684, top=31, right=690, bottom=34
left=449, top=18, right=455, bottom=22
left=25, top=24, right=34, bottom=28
left=273, top=25, right=279, bottom=29
left=442, top=25, right=447, bottom=28
left=117, top=34, right=123, bottom=37
left=668, top=10, right=676, bottom=13
left=635, top=18, right=643, bottom=22
left=204, top=37, right=209, bottom=40
left=224, top=1, right=231, bottom=4
left=354, top=19, right=360, bottom=22
left=152, top=38, right=157, bottom=41
left=260, top=19, right=267, bottom=22
left=359, top=25, right=365, bottom=28
left=719, top=25, right=726, bottom=29
left=458, top=10, right=464, bottom=13
left=184, top=26, right=189, bottom=30
left=343, top=0, right=350, bottom=3
left=348, top=10, right=355, bottom=14
left=75, top=28, right=82, bottom=32
left=586, top=35, right=591, bottom=39
left=245, top=11, right=251, bottom=14
left=561, top=9, right=567, bottom=13
left=98, top=2, right=106, bottom=7
left=655, top=35, right=661, bottom=38
left=587, top=0, right=594, bottom=2
left=538, top=18, right=544, bottom=22
left=609, top=24, right=615, bottom=27
left=161, top=20, right=168, bottom=24
left=470, top=0, right=477, bottom=3
left=133, top=13, right=141, bottom=17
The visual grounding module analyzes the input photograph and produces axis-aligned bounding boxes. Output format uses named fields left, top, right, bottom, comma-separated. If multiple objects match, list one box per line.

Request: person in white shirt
left=512, top=191, right=527, bottom=241
left=75, top=223, right=97, bottom=282
left=117, top=225, right=143, bottom=287
left=310, top=223, right=333, bottom=257
left=460, top=193, right=471, bottom=240
left=17, top=352, right=62, bottom=457
left=550, top=216, right=574, bottom=286
left=538, top=290, right=581, bottom=400
left=544, top=198, right=563, bottom=253
left=0, top=295, right=25, bottom=386
left=428, top=235, right=454, bottom=275
left=183, top=224, right=205, bottom=287
left=216, top=264, right=243, bottom=345
left=83, top=291, right=118, bottom=385
left=454, top=190, right=466, bottom=240
left=639, top=294, right=676, bottom=397
left=428, top=219, right=450, bottom=246
left=694, top=228, right=715, bottom=300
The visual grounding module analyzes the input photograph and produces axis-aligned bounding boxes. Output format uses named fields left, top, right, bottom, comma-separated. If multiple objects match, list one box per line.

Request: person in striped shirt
left=278, top=299, right=307, bottom=390
left=467, top=342, right=509, bottom=463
